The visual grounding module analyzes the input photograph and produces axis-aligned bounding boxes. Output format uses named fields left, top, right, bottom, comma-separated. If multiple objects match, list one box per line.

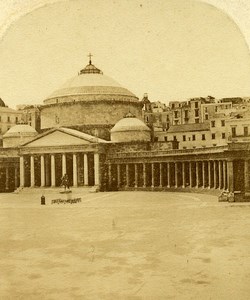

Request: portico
left=19, top=127, right=107, bottom=189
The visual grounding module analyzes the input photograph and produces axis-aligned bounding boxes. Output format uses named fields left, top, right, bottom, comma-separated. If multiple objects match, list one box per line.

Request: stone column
left=45, top=156, right=50, bottom=186
left=196, top=161, right=199, bottom=188
left=30, top=155, right=35, bottom=187
left=143, top=163, right=146, bottom=188
left=40, top=155, right=45, bottom=187
left=125, top=164, right=129, bottom=188
left=159, top=163, right=163, bottom=188
left=51, top=154, right=55, bottom=187
left=151, top=163, right=155, bottom=188
left=5, top=167, right=9, bottom=190
left=94, top=153, right=100, bottom=186
left=135, top=164, right=138, bottom=188
left=218, top=160, right=222, bottom=189
left=208, top=161, right=211, bottom=189
left=244, top=160, right=249, bottom=192
left=214, top=161, right=217, bottom=189
left=73, top=153, right=78, bottom=187
left=175, top=162, right=178, bottom=188
left=167, top=163, right=170, bottom=188
left=84, top=154, right=88, bottom=186
left=117, top=164, right=121, bottom=188
left=14, top=167, right=18, bottom=189
left=20, top=156, right=25, bottom=188
left=108, top=163, right=112, bottom=188
left=182, top=162, right=185, bottom=188
left=227, top=160, right=234, bottom=192
left=62, top=153, right=66, bottom=176
left=223, top=160, right=227, bottom=190
left=189, top=162, right=193, bottom=188
left=202, top=161, right=206, bottom=188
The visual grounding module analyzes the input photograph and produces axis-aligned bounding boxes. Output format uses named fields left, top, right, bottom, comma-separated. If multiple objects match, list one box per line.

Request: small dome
left=0, top=98, right=6, bottom=107
left=3, top=124, right=37, bottom=137
left=3, top=124, right=38, bottom=148
left=111, top=114, right=150, bottom=133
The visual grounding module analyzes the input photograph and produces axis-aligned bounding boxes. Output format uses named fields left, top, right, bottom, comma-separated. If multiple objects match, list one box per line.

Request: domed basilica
left=0, top=56, right=248, bottom=202
left=41, top=57, right=143, bottom=140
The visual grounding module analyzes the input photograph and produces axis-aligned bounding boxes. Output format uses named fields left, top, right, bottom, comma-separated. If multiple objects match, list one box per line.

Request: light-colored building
left=17, top=105, right=41, bottom=132
left=0, top=98, right=23, bottom=144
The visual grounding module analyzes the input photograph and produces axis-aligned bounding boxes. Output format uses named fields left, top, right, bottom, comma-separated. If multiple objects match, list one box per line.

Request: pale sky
left=0, top=0, right=250, bottom=108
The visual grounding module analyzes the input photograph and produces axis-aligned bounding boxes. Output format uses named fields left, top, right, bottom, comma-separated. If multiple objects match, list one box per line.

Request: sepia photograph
left=0, top=0, right=250, bottom=299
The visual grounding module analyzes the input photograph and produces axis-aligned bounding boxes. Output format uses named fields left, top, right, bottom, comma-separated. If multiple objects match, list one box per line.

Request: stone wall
left=41, top=101, right=143, bottom=129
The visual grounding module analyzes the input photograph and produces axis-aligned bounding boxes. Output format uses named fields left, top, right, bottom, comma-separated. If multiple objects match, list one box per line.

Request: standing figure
left=61, top=173, right=70, bottom=190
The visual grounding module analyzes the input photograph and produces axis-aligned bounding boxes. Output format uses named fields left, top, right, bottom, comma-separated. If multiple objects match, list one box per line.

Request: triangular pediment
left=22, top=128, right=107, bottom=148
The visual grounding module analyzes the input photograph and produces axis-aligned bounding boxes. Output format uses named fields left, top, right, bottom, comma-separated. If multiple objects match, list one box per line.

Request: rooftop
left=167, top=123, right=210, bottom=133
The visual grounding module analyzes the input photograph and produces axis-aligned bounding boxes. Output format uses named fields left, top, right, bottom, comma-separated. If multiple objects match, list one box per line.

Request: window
left=204, top=107, right=208, bottom=113
left=192, top=135, right=196, bottom=141
left=164, top=136, right=168, bottom=142
left=202, top=134, right=206, bottom=140
left=195, top=119, right=199, bottom=123
left=7, top=116, right=10, bottom=122
left=195, top=110, right=199, bottom=117
left=232, top=127, right=236, bottom=138
left=173, top=136, right=177, bottom=141
left=211, top=120, right=215, bottom=127
left=205, top=114, right=209, bottom=120
left=183, top=135, right=186, bottom=141
left=171, top=103, right=175, bottom=109
left=15, top=117, right=18, bottom=123
left=221, top=120, right=225, bottom=127
left=195, top=102, right=198, bottom=108
left=215, top=106, right=218, bottom=112
left=174, top=111, right=178, bottom=118
left=184, top=110, right=188, bottom=118
left=212, top=133, right=216, bottom=139
left=244, top=126, right=248, bottom=137
left=222, top=133, right=226, bottom=139
left=174, top=120, right=179, bottom=125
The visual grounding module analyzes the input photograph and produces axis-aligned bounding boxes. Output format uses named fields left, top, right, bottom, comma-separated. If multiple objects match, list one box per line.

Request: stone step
left=14, top=186, right=97, bottom=194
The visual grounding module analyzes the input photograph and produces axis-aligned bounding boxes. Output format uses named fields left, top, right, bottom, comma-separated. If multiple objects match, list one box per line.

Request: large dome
left=44, top=61, right=138, bottom=104
left=40, top=58, right=143, bottom=136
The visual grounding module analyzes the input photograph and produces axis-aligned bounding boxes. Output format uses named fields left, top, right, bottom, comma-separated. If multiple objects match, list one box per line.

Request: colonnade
left=19, top=152, right=100, bottom=188
left=107, top=160, right=229, bottom=190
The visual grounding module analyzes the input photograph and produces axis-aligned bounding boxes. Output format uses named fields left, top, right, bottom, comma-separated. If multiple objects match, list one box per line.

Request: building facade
left=0, top=60, right=249, bottom=201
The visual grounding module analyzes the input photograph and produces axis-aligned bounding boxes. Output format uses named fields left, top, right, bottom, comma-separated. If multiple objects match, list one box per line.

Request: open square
left=1, top=190, right=250, bottom=299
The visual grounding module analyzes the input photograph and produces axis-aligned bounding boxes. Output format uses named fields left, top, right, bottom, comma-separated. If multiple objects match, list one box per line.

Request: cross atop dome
left=88, top=53, right=93, bottom=65
left=79, top=53, right=103, bottom=75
